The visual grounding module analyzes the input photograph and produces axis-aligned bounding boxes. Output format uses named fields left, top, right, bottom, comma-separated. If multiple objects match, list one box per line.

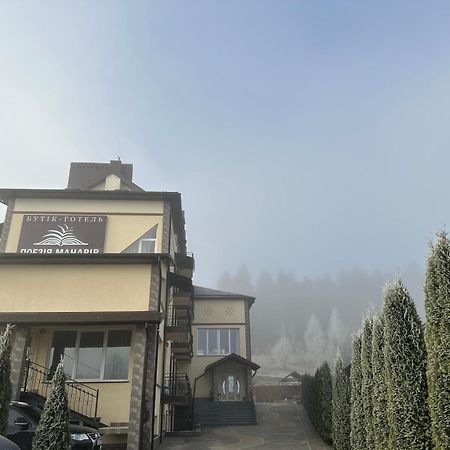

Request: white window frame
left=138, top=237, right=156, bottom=253
left=197, top=328, right=239, bottom=356
left=48, top=328, right=132, bottom=382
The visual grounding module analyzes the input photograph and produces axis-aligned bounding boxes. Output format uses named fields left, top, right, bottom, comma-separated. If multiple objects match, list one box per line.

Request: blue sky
left=1, top=1, right=450, bottom=286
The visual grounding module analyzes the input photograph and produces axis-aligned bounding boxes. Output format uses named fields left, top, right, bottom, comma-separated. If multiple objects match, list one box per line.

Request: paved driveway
left=158, top=402, right=333, bottom=450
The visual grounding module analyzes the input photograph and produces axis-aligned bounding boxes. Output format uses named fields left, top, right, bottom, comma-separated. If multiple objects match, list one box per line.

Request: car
left=0, top=435, right=21, bottom=450
left=7, top=402, right=102, bottom=450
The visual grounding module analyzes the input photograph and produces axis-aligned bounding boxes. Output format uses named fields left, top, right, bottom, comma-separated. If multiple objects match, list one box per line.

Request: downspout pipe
left=159, top=209, right=172, bottom=442
left=191, top=370, right=207, bottom=428
left=150, top=259, right=163, bottom=450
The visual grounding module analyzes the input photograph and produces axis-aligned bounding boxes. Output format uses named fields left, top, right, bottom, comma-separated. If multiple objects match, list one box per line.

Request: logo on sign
left=17, top=214, right=107, bottom=254
left=34, top=225, right=88, bottom=247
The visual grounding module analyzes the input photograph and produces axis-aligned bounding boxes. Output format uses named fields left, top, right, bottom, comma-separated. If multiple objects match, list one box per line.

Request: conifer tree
left=361, top=315, right=374, bottom=449
left=32, top=360, right=71, bottom=450
left=383, top=280, right=432, bottom=450
left=0, top=324, right=12, bottom=435
left=350, top=334, right=365, bottom=450
left=332, top=352, right=350, bottom=450
left=424, top=231, right=450, bottom=449
left=371, top=314, right=389, bottom=450
left=318, top=362, right=332, bottom=444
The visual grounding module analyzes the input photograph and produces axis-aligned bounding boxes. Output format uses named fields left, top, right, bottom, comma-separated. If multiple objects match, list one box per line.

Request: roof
left=67, top=160, right=142, bottom=191
left=279, top=371, right=302, bottom=384
left=0, top=310, right=163, bottom=325
left=204, top=353, right=260, bottom=372
left=0, top=253, right=171, bottom=265
left=194, top=286, right=255, bottom=304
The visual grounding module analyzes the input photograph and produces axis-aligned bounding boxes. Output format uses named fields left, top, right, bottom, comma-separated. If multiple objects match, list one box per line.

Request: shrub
left=371, top=314, right=389, bottom=450
left=32, top=360, right=71, bottom=450
left=350, top=334, right=365, bottom=450
left=361, top=316, right=374, bottom=449
left=0, top=324, right=12, bottom=435
left=425, top=231, right=450, bottom=449
left=317, top=362, right=332, bottom=444
left=383, top=280, right=432, bottom=450
left=332, top=352, right=350, bottom=450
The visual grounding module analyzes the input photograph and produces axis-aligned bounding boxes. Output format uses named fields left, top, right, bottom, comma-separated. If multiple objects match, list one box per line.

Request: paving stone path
left=158, top=402, right=333, bottom=450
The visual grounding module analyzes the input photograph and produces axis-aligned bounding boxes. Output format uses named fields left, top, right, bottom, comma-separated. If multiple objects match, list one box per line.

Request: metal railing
left=22, top=360, right=99, bottom=420
left=162, top=407, right=193, bottom=433
left=163, top=373, right=191, bottom=400
left=166, top=305, right=191, bottom=328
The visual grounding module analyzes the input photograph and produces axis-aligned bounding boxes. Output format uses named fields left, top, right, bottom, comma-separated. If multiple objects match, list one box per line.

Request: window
left=124, top=226, right=157, bottom=253
left=197, top=329, right=239, bottom=356
left=49, top=329, right=132, bottom=381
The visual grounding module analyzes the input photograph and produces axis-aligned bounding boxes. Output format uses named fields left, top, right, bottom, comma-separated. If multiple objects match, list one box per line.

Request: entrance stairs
left=194, top=399, right=257, bottom=426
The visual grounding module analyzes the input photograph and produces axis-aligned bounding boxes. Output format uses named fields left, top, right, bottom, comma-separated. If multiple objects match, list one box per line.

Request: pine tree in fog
left=372, top=314, right=389, bottom=450
left=383, top=280, right=432, bottom=450
left=332, top=352, right=350, bottom=450
left=350, top=334, right=365, bottom=450
left=424, top=232, right=450, bottom=450
left=361, top=316, right=374, bottom=449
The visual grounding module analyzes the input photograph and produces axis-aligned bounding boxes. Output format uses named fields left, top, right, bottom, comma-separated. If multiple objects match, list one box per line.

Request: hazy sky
left=1, top=1, right=450, bottom=286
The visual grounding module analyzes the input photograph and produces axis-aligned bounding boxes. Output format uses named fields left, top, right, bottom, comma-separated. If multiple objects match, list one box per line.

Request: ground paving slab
left=158, top=402, right=333, bottom=450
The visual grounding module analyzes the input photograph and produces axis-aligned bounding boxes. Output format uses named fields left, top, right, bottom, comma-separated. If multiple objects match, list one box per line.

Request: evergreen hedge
left=425, top=231, right=450, bottom=449
left=350, top=334, right=365, bottom=450
left=383, top=280, right=432, bottom=450
left=317, top=362, right=332, bottom=444
left=32, top=360, right=71, bottom=450
left=300, top=363, right=332, bottom=444
left=361, top=316, right=374, bottom=449
left=332, top=352, right=350, bottom=450
left=371, top=314, right=389, bottom=450
left=0, top=324, right=12, bottom=435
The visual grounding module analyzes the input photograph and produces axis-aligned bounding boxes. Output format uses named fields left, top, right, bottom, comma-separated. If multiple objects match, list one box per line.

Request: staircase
left=21, top=360, right=103, bottom=428
left=194, top=399, right=257, bottom=426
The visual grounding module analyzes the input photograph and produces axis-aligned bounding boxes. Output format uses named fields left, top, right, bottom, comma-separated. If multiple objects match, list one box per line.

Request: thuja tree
left=32, top=360, right=70, bottom=450
left=301, top=373, right=319, bottom=429
left=0, top=324, right=13, bottom=435
left=361, top=316, right=374, bottom=449
left=350, top=334, right=365, bottom=450
left=425, top=231, right=450, bottom=449
left=383, top=280, right=432, bottom=450
left=318, top=362, right=332, bottom=444
left=371, top=314, right=389, bottom=450
left=332, top=352, right=350, bottom=450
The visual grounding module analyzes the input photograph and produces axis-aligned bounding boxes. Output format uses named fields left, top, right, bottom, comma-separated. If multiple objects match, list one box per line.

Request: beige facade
left=0, top=160, right=257, bottom=450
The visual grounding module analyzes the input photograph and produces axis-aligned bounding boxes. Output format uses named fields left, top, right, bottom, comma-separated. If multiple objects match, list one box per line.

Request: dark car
left=0, top=435, right=20, bottom=450
left=7, top=402, right=101, bottom=450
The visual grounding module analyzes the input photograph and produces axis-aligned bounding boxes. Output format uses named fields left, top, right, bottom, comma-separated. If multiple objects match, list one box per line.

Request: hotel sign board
left=17, top=215, right=107, bottom=254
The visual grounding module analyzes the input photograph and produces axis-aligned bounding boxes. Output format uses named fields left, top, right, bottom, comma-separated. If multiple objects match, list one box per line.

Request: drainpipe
left=150, top=259, right=163, bottom=450
left=149, top=323, right=159, bottom=450
left=159, top=208, right=172, bottom=443
left=159, top=258, right=171, bottom=442
left=191, top=370, right=207, bottom=428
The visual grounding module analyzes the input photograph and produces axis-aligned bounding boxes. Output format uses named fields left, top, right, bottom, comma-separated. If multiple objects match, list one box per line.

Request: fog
left=217, top=262, right=424, bottom=377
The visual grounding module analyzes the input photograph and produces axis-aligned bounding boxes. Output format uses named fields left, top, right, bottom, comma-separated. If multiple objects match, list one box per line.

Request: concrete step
left=194, top=400, right=257, bottom=426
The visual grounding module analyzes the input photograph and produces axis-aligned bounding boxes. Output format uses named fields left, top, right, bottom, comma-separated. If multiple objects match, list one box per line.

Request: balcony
left=171, top=335, right=193, bottom=361
left=172, top=291, right=193, bottom=307
left=162, top=373, right=191, bottom=405
left=175, top=253, right=195, bottom=279
left=165, top=305, right=191, bottom=342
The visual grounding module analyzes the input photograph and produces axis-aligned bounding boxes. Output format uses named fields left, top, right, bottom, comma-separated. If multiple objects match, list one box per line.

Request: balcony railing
left=163, top=373, right=191, bottom=404
left=166, top=305, right=191, bottom=328
left=22, top=360, right=99, bottom=420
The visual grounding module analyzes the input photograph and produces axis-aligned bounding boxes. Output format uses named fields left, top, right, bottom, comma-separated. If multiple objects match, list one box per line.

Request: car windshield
left=15, top=405, right=42, bottom=423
